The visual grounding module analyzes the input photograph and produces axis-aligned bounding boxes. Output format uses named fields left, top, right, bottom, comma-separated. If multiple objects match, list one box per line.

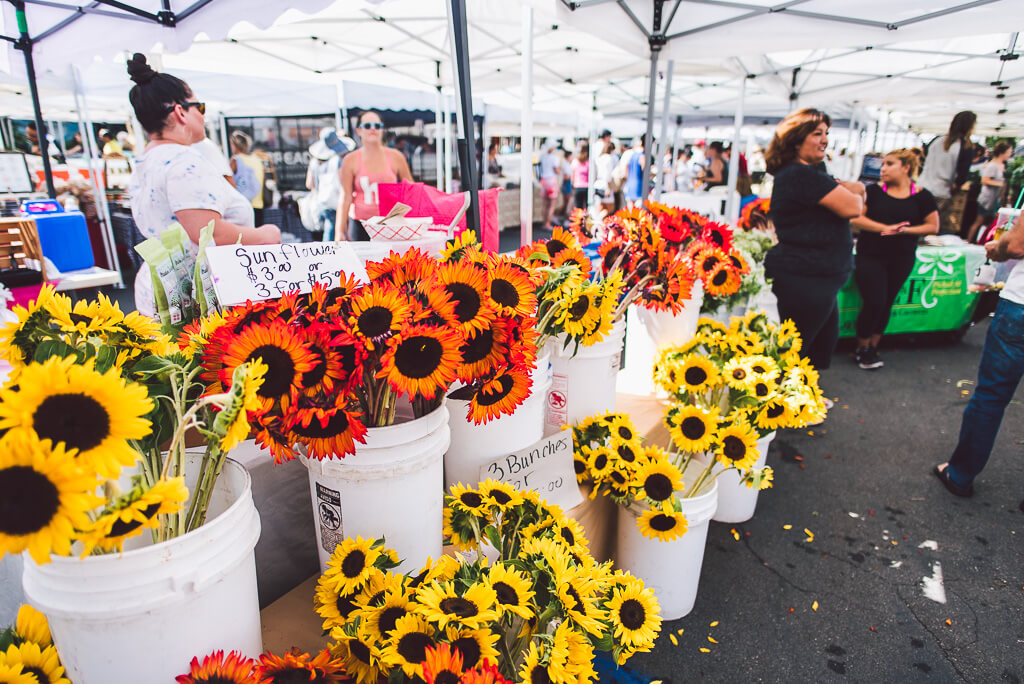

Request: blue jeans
left=318, top=207, right=337, bottom=241
left=948, top=298, right=1024, bottom=487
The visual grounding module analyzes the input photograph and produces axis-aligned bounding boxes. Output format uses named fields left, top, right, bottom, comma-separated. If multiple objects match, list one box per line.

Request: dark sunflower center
left=681, top=416, right=707, bottom=440
left=766, top=404, right=785, bottom=419
left=751, top=364, right=767, bottom=374
left=394, top=336, right=444, bottom=379
left=33, top=393, right=111, bottom=452
left=609, top=470, right=626, bottom=485
left=546, top=239, right=568, bottom=256
left=446, top=283, right=482, bottom=323
left=107, top=502, right=161, bottom=537
left=560, top=527, right=576, bottom=546
left=378, top=606, right=407, bottom=635
left=530, top=666, right=553, bottom=684
left=396, top=631, right=434, bottom=665
left=452, top=636, right=481, bottom=668
left=291, top=410, right=351, bottom=440
left=493, top=581, right=519, bottom=605
left=573, top=458, right=586, bottom=474
left=486, top=489, right=512, bottom=505
left=732, top=368, right=747, bottom=381
left=491, top=279, right=520, bottom=308
left=568, top=295, right=591, bottom=322
left=476, top=375, right=514, bottom=407
left=709, top=230, right=726, bottom=247
left=459, top=491, right=484, bottom=509
left=618, top=598, right=647, bottom=630
left=617, top=444, right=636, bottom=462
left=643, top=473, right=673, bottom=501
left=0, top=466, right=59, bottom=536
left=684, top=366, right=708, bottom=386
left=349, top=639, right=372, bottom=664
left=193, top=676, right=237, bottom=684
left=564, top=585, right=584, bottom=613
left=369, top=590, right=387, bottom=607
left=301, top=345, right=328, bottom=389
left=341, top=549, right=366, bottom=578
left=461, top=328, right=496, bottom=365
left=650, top=513, right=679, bottom=532
left=232, top=309, right=266, bottom=334
left=269, top=670, right=319, bottom=684
left=712, top=269, right=729, bottom=286
left=336, top=592, right=358, bottom=619
left=439, top=596, right=479, bottom=618
left=247, top=345, right=296, bottom=398
left=617, top=426, right=633, bottom=440
left=755, top=383, right=770, bottom=397
left=357, top=306, right=394, bottom=338
left=336, top=343, right=358, bottom=375
left=593, top=453, right=608, bottom=471
left=69, top=312, right=92, bottom=326
left=702, top=255, right=720, bottom=272
left=435, top=671, right=460, bottom=684
left=723, top=435, right=747, bottom=461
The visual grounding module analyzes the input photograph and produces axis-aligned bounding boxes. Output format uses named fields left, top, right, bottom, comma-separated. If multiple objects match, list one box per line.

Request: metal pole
left=12, top=1, right=56, bottom=197
left=434, top=88, right=443, bottom=190
left=443, top=97, right=453, bottom=193
left=587, top=91, right=597, bottom=211
left=725, top=75, right=746, bottom=224
left=653, top=59, right=674, bottom=201
left=446, top=0, right=481, bottom=234
left=670, top=114, right=682, bottom=188
left=520, top=4, right=534, bottom=245
left=642, top=47, right=661, bottom=201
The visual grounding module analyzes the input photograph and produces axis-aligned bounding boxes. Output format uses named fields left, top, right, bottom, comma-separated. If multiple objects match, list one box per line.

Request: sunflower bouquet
left=314, top=481, right=662, bottom=684
left=0, top=604, right=67, bottom=684
left=652, top=312, right=827, bottom=491
left=176, top=648, right=349, bottom=683
left=571, top=412, right=690, bottom=542
left=0, top=286, right=266, bottom=564
left=739, top=197, right=772, bottom=232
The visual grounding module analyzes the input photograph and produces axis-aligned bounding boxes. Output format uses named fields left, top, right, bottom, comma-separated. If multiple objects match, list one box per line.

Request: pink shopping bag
left=377, top=183, right=502, bottom=252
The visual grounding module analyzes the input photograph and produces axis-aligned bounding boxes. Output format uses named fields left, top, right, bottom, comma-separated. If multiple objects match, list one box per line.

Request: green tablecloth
left=838, top=243, right=987, bottom=338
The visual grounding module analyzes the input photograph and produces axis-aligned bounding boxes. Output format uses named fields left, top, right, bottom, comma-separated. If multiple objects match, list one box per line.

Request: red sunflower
left=307, top=275, right=362, bottom=318
left=727, top=249, right=751, bottom=276
left=348, top=283, right=412, bottom=348
left=598, top=238, right=626, bottom=275
left=367, top=247, right=433, bottom=289
left=551, top=246, right=593, bottom=278
left=465, top=365, right=532, bottom=424
left=566, top=208, right=595, bottom=245
left=690, top=245, right=727, bottom=280
left=175, top=650, right=257, bottom=684
left=251, top=411, right=299, bottom=464
left=288, top=400, right=368, bottom=459
left=701, top=221, right=734, bottom=252
left=486, top=262, right=537, bottom=318
left=378, top=324, right=462, bottom=400
left=427, top=261, right=496, bottom=335
left=456, top=325, right=508, bottom=383
left=218, top=320, right=317, bottom=413
left=704, top=261, right=743, bottom=297
left=296, top=323, right=351, bottom=396
left=255, top=649, right=346, bottom=684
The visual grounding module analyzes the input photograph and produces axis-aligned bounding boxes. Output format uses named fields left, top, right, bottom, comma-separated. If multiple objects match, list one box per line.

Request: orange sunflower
left=456, top=325, right=507, bottom=382
left=422, top=643, right=464, bottom=684
left=550, top=246, right=592, bottom=278
left=704, top=262, right=743, bottom=297
left=367, top=247, right=434, bottom=289
left=288, top=401, right=368, bottom=459
left=175, top=650, right=256, bottom=684
left=296, top=324, right=349, bottom=396
left=428, top=262, right=496, bottom=335
left=349, top=283, right=411, bottom=348
left=307, top=275, right=362, bottom=317
left=486, top=262, right=537, bottom=318
left=378, top=324, right=462, bottom=400
left=465, top=366, right=532, bottom=424
left=727, top=249, right=751, bottom=276
left=690, top=245, right=727, bottom=280
left=701, top=221, right=734, bottom=252
left=255, top=649, right=346, bottom=683
left=218, top=320, right=316, bottom=413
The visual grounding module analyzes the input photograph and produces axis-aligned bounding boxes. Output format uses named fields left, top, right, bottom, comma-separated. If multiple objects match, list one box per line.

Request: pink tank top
left=351, top=149, right=398, bottom=220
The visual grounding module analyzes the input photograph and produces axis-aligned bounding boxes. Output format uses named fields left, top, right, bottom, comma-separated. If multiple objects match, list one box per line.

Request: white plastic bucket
left=445, top=354, right=551, bottom=490
left=302, top=403, right=449, bottom=574
left=22, top=456, right=262, bottom=684
left=619, top=282, right=704, bottom=396
left=615, top=480, right=718, bottom=620
left=545, top=320, right=625, bottom=434
left=711, top=431, right=775, bottom=523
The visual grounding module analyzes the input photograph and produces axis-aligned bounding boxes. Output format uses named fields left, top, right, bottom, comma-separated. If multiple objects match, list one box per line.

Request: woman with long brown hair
left=765, top=107, right=864, bottom=371
left=918, top=110, right=976, bottom=234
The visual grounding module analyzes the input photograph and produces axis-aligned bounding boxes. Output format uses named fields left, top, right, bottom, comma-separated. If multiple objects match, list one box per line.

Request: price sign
left=479, top=429, right=584, bottom=511
left=206, top=242, right=368, bottom=306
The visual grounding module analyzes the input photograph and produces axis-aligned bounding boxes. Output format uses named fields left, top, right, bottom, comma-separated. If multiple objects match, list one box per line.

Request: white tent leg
left=724, top=75, right=746, bottom=225
left=642, top=48, right=660, bottom=202
left=219, top=113, right=229, bottom=158
left=335, top=81, right=346, bottom=134
left=653, top=59, right=674, bottom=201
left=587, top=91, right=598, bottom=211
left=520, top=4, right=534, bottom=246
left=434, top=88, right=443, bottom=189
left=71, top=65, right=123, bottom=288
left=443, top=96, right=453, bottom=193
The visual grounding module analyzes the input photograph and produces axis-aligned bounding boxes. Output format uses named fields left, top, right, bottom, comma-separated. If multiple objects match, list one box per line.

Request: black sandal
left=933, top=464, right=973, bottom=498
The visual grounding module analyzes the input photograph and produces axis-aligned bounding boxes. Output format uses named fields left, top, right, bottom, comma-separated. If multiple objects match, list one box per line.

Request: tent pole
left=520, top=4, right=534, bottom=246
left=587, top=91, right=597, bottom=212
left=725, top=75, right=746, bottom=225
left=642, top=47, right=661, bottom=201
left=443, top=97, right=453, bottom=193
left=446, top=0, right=481, bottom=234
left=13, top=1, right=56, bottom=198
left=670, top=114, right=681, bottom=187
left=434, top=87, right=443, bottom=189
left=336, top=81, right=347, bottom=135
left=653, top=59, right=673, bottom=201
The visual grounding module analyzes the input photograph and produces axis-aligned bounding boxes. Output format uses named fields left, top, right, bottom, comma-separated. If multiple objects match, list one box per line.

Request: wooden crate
left=0, top=217, right=47, bottom=281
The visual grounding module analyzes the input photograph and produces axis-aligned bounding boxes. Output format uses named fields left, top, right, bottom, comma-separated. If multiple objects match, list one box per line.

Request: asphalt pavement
left=627, top=318, right=1024, bottom=683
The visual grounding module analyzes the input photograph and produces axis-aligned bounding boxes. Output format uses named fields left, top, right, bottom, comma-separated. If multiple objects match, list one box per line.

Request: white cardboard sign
left=206, top=242, right=368, bottom=306
left=479, top=429, right=584, bottom=511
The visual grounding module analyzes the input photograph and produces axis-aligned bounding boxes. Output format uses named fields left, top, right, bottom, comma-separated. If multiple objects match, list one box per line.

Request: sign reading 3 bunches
left=480, top=429, right=584, bottom=511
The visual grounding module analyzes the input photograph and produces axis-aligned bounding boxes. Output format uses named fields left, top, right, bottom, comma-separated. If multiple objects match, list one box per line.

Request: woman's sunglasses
left=358, top=122, right=384, bottom=130
left=165, top=101, right=206, bottom=116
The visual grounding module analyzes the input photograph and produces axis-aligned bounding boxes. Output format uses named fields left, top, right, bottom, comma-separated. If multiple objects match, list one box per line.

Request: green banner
left=839, top=245, right=985, bottom=337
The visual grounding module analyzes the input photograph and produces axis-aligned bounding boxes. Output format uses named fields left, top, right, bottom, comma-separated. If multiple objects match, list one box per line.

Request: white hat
left=309, top=127, right=355, bottom=161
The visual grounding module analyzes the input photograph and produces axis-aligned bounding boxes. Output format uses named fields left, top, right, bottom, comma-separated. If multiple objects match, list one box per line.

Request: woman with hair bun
left=126, top=53, right=280, bottom=317
left=850, top=149, right=939, bottom=369
left=765, top=107, right=864, bottom=372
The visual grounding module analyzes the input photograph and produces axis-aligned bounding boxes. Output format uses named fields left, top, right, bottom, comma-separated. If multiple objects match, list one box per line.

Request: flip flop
left=933, top=464, right=973, bottom=498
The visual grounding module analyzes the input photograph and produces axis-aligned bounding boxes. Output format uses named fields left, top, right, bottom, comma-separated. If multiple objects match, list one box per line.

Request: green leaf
left=0, top=626, right=17, bottom=651
left=484, top=524, right=502, bottom=551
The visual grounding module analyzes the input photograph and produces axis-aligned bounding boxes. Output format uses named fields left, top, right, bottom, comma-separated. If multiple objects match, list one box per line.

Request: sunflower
left=776, top=319, right=802, bottom=351
left=676, top=354, right=720, bottom=394
left=14, top=605, right=50, bottom=647
left=315, top=581, right=362, bottom=633
left=421, top=643, right=464, bottom=684
left=700, top=221, right=734, bottom=252
left=288, top=403, right=367, bottom=460
left=218, top=320, right=315, bottom=412
left=477, top=480, right=523, bottom=512
left=448, top=483, right=490, bottom=518
left=611, top=440, right=641, bottom=467
left=551, top=517, right=589, bottom=554
left=77, top=477, right=188, bottom=556
left=486, top=263, right=537, bottom=318
left=441, top=229, right=480, bottom=262
left=555, top=284, right=602, bottom=338
left=585, top=446, right=615, bottom=482
left=0, top=432, right=99, bottom=564
left=0, top=357, right=153, bottom=479
left=482, top=563, right=535, bottom=620
left=636, top=502, right=688, bottom=542
left=348, top=283, right=411, bottom=348
left=456, top=326, right=506, bottom=382
left=556, top=573, right=605, bottom=636
left=608, top=416, right=639, bottom=444
left=429, top=262, right=497, bottom=334
left=634, top=459, right=682, bottom=504
left=715, top=420, right=760, bottom=471
left=0, top=663, right=35, bottom=684
left=0, top=642, right=68, bottom=684
left=466, top=366, right=531, bottom=424
left=690, top=245, right=726, bottom=279
left=721, top=357, right=756, bottom=391
left=665, top=404, right=719, bottom=453
left=255, top=649, right=345, bottom=684
left=751, top=376, right=778, bottom=401
left=366, top=248, right=433, bottom=289
left=442, top=626, right=501, bottom=671
left=379, top=324, right=462, bottom=401
left=704, top=262, right=743, bottom=297
left=323, top=537, right=381, bottom=596
left=213, top=360, right=266, bottom=453
left=727, top=249, right=751, bottom=275
left=754, top=397, right=795, bottom=431
left=45, top=291, right=124, bottom=336
left=557, top=622, right=597, bottom=682
left=416, top=581, right=499, bottom=631
left=361, top=586, right=413, bottom=642
left=331, top=626, right=380, bottom=684
left=518, top=642, right=561, bottom=684
left=606, top=576, right=662, bottom=649
left=382, top=614, right=437, bottom=679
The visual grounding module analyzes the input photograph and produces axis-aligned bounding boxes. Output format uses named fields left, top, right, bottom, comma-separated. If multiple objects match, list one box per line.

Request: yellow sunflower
left=0, top=357, right=153, bottom=479
left=636, top=502, right=688, bottom=542
left=0, top=431, right=99, bottom=564
left=314, top=581, right=362, bottom=633
left=677, top=354, right=720, bottom=394
left=518, top=642, right=559, bottom=684
left=585, top=446, right=615, bottom=482
left=359, top=585, right=413, bottom=642
left=448, top=483, right=490, bottom=518
left=665, top=404, right=720, bottom=453
left=330, top=625, right=381, bottom=684
left=442, top=625, right=501, bottom=671
left=378, top=324, right=462, bottom=401
left=556, top=572, right=606, bottom=636
left=381, top=614, right=437, bottom=679
left=555, top=284, right=602, bottom=338
left=323, top=536, right=381, bottom=596
left=214, top=359, right=266, bottom=453
left=77, top=477, right=188, bottom=556
left=415, top=581, right=500, bottom=631
left=754, top=397, right=795, bottom=431
left=722, top=357, right=757, bottom=391
left=608, top=416, right=639, bottom=444
left=715, top=420, right=760, bottom=471
left=348, top=283, right=411, bottom=346
left=14, top=605, right=50, bottom=647
left=634, top=459, right=683, bottom=504
left=486, top=262, right=537, bottom=317
left=441, top=229, right=480, bottom=262
left=46, top=291, right=124, bottom=336
left=550, top=517, right=589, bottom=553
left=482, top=563, right=535, bottom=620
left=0, top=642, right=68, bottom=684
left=477, top=479, right=523, bottom=512
left=745, top=466, right=774, bottom=490
left=606, top=575, right=662, bottom=650
left=0, top=662, right=35, bottom=684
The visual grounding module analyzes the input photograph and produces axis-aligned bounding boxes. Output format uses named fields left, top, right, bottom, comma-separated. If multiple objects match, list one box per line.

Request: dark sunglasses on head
left=165, top=101, right=206, bottom=116
left=358, top=122, right=384, bottom=130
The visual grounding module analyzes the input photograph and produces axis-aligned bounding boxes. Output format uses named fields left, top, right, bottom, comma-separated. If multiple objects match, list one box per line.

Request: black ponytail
left=127, top=53, right=191, bottom=134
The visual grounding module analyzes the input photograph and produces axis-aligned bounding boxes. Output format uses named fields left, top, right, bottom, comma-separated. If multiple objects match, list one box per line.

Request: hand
left=256, top=224, right=281, bottom=244
left=881, top=221, right=910, bottom=236
left=985, top=239, right=1004, bottom=262
left=839, top=180, right=866, bottom=197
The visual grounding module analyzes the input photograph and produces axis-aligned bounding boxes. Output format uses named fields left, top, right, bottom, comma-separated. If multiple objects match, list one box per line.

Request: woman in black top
left=851, top=149, right=939, bottom=369
left=766, top=108, right=865, bottom=371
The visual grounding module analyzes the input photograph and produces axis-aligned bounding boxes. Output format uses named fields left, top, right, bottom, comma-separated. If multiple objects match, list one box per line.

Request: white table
left=52, top=266, right=121, bottom=292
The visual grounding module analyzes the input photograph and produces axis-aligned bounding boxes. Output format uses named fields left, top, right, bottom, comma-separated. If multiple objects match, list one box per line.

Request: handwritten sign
left=206, top=242, right=368, bottom=306
left=479, top=429, right=584, bottom=511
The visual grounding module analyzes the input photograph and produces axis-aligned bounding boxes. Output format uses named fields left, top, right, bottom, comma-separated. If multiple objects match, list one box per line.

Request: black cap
left=600, top=129, right=612, bottom=138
